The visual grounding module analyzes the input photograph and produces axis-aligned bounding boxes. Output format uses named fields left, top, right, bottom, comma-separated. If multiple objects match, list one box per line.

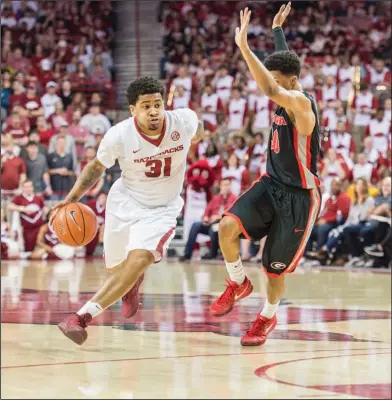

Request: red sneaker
left=58, top=313, right=92, bottom=345
left=122, top=273, right=144, bottom=318
left=210, top=277, right=253, bottom=317
left=240, top=314, right=277, bottom=346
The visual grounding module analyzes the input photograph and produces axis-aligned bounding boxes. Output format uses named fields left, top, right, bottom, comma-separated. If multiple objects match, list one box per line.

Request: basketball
left=53, top=203, right=98, bottom=247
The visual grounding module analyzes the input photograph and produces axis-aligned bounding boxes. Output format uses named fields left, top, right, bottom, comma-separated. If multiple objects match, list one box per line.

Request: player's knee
left=125, top=251, right=154, bottom=273
left=219, top=216, right=241, bottom=240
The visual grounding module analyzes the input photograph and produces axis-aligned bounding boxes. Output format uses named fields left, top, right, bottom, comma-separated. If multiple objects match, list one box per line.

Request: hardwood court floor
left=1, top=258, right=391, bottom=399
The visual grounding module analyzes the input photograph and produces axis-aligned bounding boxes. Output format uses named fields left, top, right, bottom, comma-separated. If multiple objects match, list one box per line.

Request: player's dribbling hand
left=49, top=199, right=72, bottom=227
left=235, top=8, right=251, bottom=50
left=272, top=2, right=291, bottom=30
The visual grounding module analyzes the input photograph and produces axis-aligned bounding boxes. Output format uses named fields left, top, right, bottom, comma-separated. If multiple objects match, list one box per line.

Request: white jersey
left=97, top=109, right=198, bottom=208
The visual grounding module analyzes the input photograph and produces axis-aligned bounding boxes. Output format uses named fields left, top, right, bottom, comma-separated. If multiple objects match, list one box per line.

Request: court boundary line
left=2, top=347, right=390, bottom=370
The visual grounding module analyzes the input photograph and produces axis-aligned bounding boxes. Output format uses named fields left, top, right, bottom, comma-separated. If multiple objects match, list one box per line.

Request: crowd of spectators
left=1, top=1, right=391, bottom=268
left=158, top=1, right=391, bottom=268
left=1, top=0, right=116, bottom=259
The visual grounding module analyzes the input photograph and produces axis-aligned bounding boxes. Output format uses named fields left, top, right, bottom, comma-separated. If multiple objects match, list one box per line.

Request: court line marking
left=2, top=347, right=390, bottom=370
left=255, top=351, right=391, bottom=399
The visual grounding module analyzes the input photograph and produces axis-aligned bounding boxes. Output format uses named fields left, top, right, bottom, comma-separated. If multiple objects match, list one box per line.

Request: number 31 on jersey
left=145, top=157, right=172, bottom=177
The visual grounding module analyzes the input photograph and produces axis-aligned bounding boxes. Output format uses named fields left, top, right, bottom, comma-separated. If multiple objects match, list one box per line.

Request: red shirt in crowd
left=1, top=155, right=27, bottom=190
left=203, top=193, right=238, bottom=219
left=319, top=191, right=351, bottom=224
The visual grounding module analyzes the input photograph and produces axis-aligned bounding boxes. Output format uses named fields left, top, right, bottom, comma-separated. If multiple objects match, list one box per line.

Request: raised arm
left=235, top=8, right=310, bottom=114
left=272, top=2, right=291, bottom=51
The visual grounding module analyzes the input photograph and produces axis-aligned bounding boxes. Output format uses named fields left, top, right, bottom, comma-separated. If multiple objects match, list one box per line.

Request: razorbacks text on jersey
left=266, top=91, right=320, bottom=189
left=97, top=109, right=199, bottom=207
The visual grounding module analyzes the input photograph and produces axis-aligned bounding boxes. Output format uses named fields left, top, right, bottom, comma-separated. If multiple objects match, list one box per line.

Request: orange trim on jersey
left=134, top=115, right=167, bottom=147
left=293, top=127, right=306, bottom=188
left=223, top=211, right=251, bottom=240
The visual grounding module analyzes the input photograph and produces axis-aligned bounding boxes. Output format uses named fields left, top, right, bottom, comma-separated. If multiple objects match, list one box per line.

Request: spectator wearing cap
left=47, top=135, right=74, bottom=201
left=79, top=104, right=111, bottom=134
left=17, top=82, right=44, bottom=126
left=22, top=141, right=52, bottom=195
left=41, top=81, right=61, bottom=118
left=48, top=123, right=77, bottom=168
left=68, top=109, right=90, bottom=161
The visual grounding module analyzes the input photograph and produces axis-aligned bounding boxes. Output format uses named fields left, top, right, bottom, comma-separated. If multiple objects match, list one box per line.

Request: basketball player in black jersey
left=210, top=3, right=322, bottom=346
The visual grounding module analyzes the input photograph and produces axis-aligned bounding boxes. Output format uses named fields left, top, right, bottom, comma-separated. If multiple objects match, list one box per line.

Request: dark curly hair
left=126, top=76, right=165, bottom=105
left=264, top=51, right=301, bottom=78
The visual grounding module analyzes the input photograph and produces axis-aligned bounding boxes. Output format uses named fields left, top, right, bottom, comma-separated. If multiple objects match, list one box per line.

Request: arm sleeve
left=173, top=108, right=199, bottom=137
left=96, top=127, right=121, bottom=169
left=339, top=195, right=352, bottom=220
left=273, top=27, right=289, bottom=51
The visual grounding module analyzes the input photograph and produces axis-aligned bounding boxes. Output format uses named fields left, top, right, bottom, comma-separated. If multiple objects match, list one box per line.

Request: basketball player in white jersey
left=53, top=77, right=205, bottom=345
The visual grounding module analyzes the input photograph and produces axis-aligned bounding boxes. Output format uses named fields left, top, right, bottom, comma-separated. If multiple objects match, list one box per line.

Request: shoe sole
left=122, top=274, right=144, bottom=318
left=240, top=318, right=277, bottom=347
left=58, top=322, right=87, bottom=345
left=211, top=283, right=253, bottom=317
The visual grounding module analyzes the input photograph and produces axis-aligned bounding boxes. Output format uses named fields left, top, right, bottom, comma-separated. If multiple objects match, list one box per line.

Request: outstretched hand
left=272, top=2, right=291, bottom=29
left=235, top=7, right=251, bottom=50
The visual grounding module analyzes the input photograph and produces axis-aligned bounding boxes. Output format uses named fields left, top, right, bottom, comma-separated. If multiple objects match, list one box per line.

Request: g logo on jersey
left=171, top=131, right=180, bottom=141
left=270, top=262, right=286, bottom=270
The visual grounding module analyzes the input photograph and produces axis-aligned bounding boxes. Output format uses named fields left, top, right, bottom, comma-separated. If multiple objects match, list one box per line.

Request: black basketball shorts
left=224, top=174, right=321, bottom=277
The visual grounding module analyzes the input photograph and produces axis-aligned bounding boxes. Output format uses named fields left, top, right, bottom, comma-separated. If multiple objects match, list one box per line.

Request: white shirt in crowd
left=80, top=113, right=112, bottom=134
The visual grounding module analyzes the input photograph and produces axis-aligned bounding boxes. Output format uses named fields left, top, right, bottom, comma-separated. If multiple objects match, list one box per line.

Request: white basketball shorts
left=103, top=179, right=182, bottom=269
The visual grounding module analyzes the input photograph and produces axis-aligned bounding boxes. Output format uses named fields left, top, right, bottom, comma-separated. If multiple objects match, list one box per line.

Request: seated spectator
left=59, top=80, right=73, bottom=110
left=17, top=82, right=44, bottom=126
left=68, top=109, right=90, bottom=161
left=309, top=178, right=374, bottom=263
left=344, top=176, right=391, bottom=267
left=305, top=178, right=351, bottom=254
left=90, top=61, right=112, bottom=87
left=1, top=140, right=26, bottom=196
left=30, top=213, right=75, bottom=260
left=365, top=227, right=392, bottom=268
left=85, top=191, right=107, bottom=256
left=22, top=141, right=52, bottom=196
left=231, top=136, right=249, bottom=164
left=47, top=135, right=74, bottom=200
left=7, top=180, right=45, bottom=253
left=78, top=147, right=105, bottom=201
left=172, top=65, right=193, bottom=100
left=30, top=58, right=54, bottom=88
left=79, top=104, right=111, bottom=134
left=221, top=153, right=250, bottom=196
left=1, top=206, right=19, bottom=260
left=180, top=178, right=237, bottom=261
left=324, top=120, right=356, bottom=166
left=47, top=100, right=69, bottom=133
left=1, top=6, right=17, bottom=29
left=3, top=111, right=30, bottom=146
left=352, top=153, right=377, bottom=183
left=40, top=81, right=61, bottom=118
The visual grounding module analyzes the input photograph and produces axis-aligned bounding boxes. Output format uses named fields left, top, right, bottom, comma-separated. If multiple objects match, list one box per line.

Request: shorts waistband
left=265, top=175, right=315, bottom=196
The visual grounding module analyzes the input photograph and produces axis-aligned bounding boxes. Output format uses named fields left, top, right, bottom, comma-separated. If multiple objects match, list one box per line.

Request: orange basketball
left=53, top=203, right=98, bottom=247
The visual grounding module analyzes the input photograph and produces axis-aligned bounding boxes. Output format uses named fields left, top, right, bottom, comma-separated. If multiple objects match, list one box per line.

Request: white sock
left=260, top=299, right=280, bottom=319
left=77, top=301, right=103, bottom=318
left=225, top=257, right=245, bottom=285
